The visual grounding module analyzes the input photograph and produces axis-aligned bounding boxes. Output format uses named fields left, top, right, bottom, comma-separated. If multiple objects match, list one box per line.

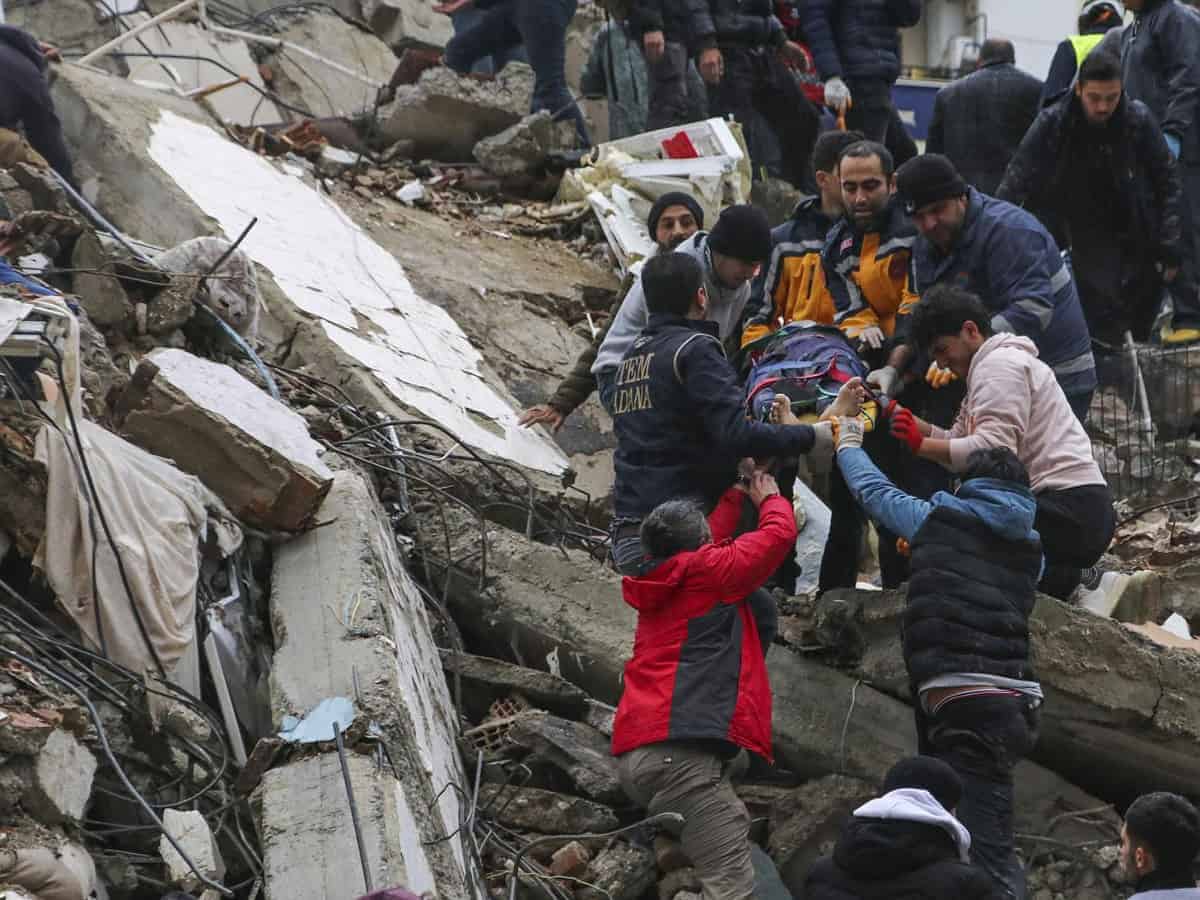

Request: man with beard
left=1121, top=793, right=1200, bottom=898
left=998, top=51, right=1184, bottom=345
left=519, top=192, right=703, bottom=431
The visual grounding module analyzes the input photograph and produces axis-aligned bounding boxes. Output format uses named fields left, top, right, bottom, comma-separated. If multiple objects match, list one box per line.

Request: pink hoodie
left=930, top=333, right=1105, bottom=493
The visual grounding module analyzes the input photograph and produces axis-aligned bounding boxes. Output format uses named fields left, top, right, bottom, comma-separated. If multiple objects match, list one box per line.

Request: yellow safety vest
left=1068, top=32, right=1105, bottom=66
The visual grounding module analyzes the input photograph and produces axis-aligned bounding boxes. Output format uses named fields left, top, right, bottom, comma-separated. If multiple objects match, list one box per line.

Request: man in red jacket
left=613, top=471, right=797, bottom=899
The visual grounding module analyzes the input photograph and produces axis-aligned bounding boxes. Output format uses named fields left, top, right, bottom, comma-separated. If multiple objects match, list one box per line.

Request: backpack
left=745, top=323, right=869, bottom=421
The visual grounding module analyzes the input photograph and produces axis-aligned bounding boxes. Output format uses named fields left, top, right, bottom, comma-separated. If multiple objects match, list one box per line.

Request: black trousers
left=645, top=41, right=707, bottom=130
left=845, top=78, right=917, bottom=167
left=1033, top=483, right=1116, bottom=599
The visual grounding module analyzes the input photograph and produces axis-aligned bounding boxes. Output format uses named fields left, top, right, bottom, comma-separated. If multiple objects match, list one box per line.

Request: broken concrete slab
left=257, top=752, right=436, bottom=899
left=508, top=710, right=622, bottom=804
left=22, top=730, right=97, bottom=825
left=767, top=775, right=876, bottom=896
left=70, top=229, right=130, bottom=328
left=476, top=784, right=618, bottom=834
left=377, top=63, right=534, bottom=161
left=0, top=710, right=57, bottom=756
left=116, top=348, right=334, bottom=532
left=473, top=111, right=572, bottom=177
left=267, top=466, right=470, bottom=894
left=440, top=649, right=589, bottom=720
left=159, top=809, right=225, bottom=893
left=360, top=0, right=453, bottom=50
left=577, top=842, right=656, bottom=900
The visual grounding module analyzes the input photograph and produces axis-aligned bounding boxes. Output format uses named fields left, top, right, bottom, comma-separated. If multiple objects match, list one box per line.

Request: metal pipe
left=206, top=23, right=385, bottom=90
left=1126, top=330, right=1155, bottom=454
left=49, top=169, right=152, bottom=264
left=78, top=0, right=201, bottom=66
left=334, top=722, right=373, bottom=894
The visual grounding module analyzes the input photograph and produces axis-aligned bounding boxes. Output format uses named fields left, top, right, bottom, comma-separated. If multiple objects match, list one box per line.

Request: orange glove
left=925, top=362, right=957, bottom=389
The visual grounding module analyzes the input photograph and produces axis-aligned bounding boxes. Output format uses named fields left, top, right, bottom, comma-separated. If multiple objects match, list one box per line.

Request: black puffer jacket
left=926, top=62, right=1043, bottom=196
left=997, top=92, right=1183, bottom=267
left=904, top=481, right=1042, bottom=689
left=806, top=819, right=1003, bottom=900
left=1121, top=0, right=1200, bottom=163
left=0, top=25, right=73, bottom=184
left=800, top=0, right=921, bottom=84
left=693, top=0, right=786, bottom=50
left=629, top=0, right=711, bottom=45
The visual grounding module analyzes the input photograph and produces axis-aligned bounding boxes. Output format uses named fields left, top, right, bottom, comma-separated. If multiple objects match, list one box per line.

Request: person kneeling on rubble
left=612, top=470, right=797, bottom=900
left=805, top=755, right=1004, bottom=899
left=831, top=413, right=1042, bottom=900
left=0, top=26, right=73, bottom=186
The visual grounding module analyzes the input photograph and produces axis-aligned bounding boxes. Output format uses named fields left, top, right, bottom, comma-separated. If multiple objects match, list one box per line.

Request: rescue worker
left=890, top=154, right=1097, bottom=419
left=1121, top=793, right=1200, bottom=898
left=927, top=39, right=1043, bottom=196
left=1041, top=1, right=1125, bottom=107
left=630, top=0, right=709, bottom=129
left=998, top=50, right=1184, bottom=345
left=518, top=192, right=703, bottom=431
left=0, top=26, right=73, bottom=185
left=1121, top=0, right=1200, bottom=343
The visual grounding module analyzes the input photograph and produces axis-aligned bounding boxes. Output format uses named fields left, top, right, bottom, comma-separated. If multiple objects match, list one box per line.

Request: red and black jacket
left=611, top=490, right=798, bottom=762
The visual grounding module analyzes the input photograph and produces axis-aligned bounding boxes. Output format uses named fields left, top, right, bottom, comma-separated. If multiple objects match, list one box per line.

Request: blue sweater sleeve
left=836, top=447, right=930, bottom=541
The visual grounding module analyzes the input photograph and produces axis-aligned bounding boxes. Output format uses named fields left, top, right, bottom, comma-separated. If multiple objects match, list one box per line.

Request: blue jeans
left=443, top=0, right=590, bottom=146
left=450, top=7, right=527, bottom=75
left=917, top=694, right=1040, bottom=900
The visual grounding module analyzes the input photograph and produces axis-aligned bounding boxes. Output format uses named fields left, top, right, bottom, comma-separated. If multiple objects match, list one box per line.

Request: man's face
left=711, top=251, right=761, bottom=290
left=654, top=204, right=700, bottom=251
left=912, top=195, right=969, bottom=253
left=815, top=169, right=845, bottom=215
left=929, top=325, right=978, bottom=379
left=1077, top=79, right=1123, bottom=125
left=840, top=154, right=894, bottom=229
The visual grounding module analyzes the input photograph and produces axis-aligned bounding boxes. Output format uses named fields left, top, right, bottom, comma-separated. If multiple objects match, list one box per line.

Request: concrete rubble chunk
left=22, top=729, right=97, bottom=825
left=440, top=649, right=589, bottom=718
left=361, top=0, right=453, bottom=49
left=766, top=775, right=876, bottom=896
left=476, top=784, right=618, bottom=834
left=508, top=710, right=623, bottom=804
left=70, top=230, right=129, bottom=328
left=117, top=348, right=334, bottom=531
left=159, top=809, right=226, bottom=893
left=473, top=111, right=573, bottom=177
left=577, top=842, right=656, bottom=900
left=658, top=867, right=701, bottom=900
left=549, top=840, right=591, bottom=877
left=0, top=709, right=57, bottom=756
left=378, top=64, right=534, bottom=161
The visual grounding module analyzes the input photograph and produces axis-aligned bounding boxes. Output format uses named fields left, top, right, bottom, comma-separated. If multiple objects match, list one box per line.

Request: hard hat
left=1080, top=0, right=1125, bottom=20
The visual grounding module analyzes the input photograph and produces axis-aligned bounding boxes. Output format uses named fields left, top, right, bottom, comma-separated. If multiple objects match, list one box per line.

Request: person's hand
left=643, top=30, right=666, bottom=63
left=858, top=326, right=885, bottom=350
left=38, top=42, right=61, bottom=63
left=867, top=365, right=898, bottom=398
left=925, top=362, right=956, bottom=389
left=747, top=471, right=780, bottom=507
left=888, top=402, right=924, bottom=453
left=770, top=394, right=802, bottom=426
left=699, top=47, right=723, bottom=84
left=836, top=416, right=864, bottom=451
left=518, top=404, right=566, bottom=432
left=779, top=40, right=809, bottom=70
left=824, top=376, right=866, bottom=419
left=433, top=0, right=472, bottom=15
left=824, top=76, right=851, bottom=112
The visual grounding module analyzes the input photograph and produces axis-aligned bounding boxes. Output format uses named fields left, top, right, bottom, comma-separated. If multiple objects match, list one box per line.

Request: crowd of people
left=511, top=1, right=1200, bottom=897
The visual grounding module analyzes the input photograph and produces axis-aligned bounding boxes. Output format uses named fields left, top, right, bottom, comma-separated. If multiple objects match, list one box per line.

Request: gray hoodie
left=591, top=231, right=752, bottom=376
left=853, top=788, right=973, bottom=863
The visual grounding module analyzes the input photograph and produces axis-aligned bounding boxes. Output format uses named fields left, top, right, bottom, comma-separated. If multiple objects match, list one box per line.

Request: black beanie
left=647, top=191, right=705, bottom=236
left=882, top=756, right=964, bottom=812
left=706, top=204, right=772, bottom=264
left=895, top=154, right=969, bottom=215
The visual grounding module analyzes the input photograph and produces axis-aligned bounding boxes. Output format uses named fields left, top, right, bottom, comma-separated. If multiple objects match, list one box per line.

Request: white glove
left=824, top=76, right=851, bottom=112
left=810, top=420, right=835, bottom=468
left=836, top=416, right=864, bottom=451
left=858, top=326, right=885, bottom=350
left=867, top=365, right=898, bottom=398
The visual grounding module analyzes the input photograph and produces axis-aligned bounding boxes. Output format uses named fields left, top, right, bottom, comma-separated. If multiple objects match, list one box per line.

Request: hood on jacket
left=931, top=478, right=1039, bottom=544
left=622, top=551, right=693, bottom=613
left=969, top=331, right=1039, bottom=378
left=0, top=25, right=46, bottom=71
left=851, top=788, right=972, bottom=861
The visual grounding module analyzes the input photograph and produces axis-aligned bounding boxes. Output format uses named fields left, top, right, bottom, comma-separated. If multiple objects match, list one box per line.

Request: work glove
left=887, top=401, right=923, bottom=453
left=824, top=76, right=851, bottom=112
left=925, top=362, right=957, bottom=389
left=1165, top=133, right=1182, bottom=160
left=867, top=365, right=898, bottom=398
left=810, top=420, right=835, bottom=467
left=858, top=326, right=885, bottom=351
left=835, top=416, right=864, bottom=451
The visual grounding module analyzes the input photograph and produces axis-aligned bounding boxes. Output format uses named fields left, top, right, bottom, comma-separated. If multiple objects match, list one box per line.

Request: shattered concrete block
left=476, top=784, right=618, bottom=834
left=508, top=710, right=622, bottom=804
left=440, top=649, right=588, bottom=719
left=23, top=729, right=97, bottom=824
left=378, top=64, right=534, bottom=161
left=272, top=12, right=397, bottom=118
left=0, top=710, right=56, bottom=756
left=577, top=842, right=656, bottom=900
left=549, top=841, right=591, bottom=878
left=473, top=111, right=572, bottom=177
left=159, top=809, right=225, bottom=893
left=318, top=145, right=361, bottom=177
left=70, top=230, right=130, bottom=328
left=117, top=349, right=333, bottom=531
left=658, top=867, right=701, bottom=900
left=360, top=0, right=453, bottom=49
left=766, top=775, right=876, bottom=896
left=0, top=763, right=27, bottom=814
left=583, top=698, right=616, bottom=738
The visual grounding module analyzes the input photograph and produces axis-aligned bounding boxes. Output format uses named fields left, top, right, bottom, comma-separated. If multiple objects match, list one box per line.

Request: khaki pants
left=0, top=127, right=48, bottom=170
left=618, top=742, right=754, bottom=900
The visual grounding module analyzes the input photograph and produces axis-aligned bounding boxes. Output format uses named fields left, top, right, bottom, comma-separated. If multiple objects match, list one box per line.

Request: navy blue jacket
left=693, top=0, right=786, bottom=50
left=800, top=0, right=921, bottom=84
left=909, top=189, right=1096, bottom=397
left=1121, top=0, right=1200, bottom=164
left=611, top=314, right=817, bottom=519
left=0, top=26, right=73, bottom=184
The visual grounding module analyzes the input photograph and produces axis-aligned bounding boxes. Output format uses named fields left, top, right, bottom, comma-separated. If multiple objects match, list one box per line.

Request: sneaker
left=1072, top=569, right=1161, bottom=621
left=1072, top=570, right=1131, bottom=618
